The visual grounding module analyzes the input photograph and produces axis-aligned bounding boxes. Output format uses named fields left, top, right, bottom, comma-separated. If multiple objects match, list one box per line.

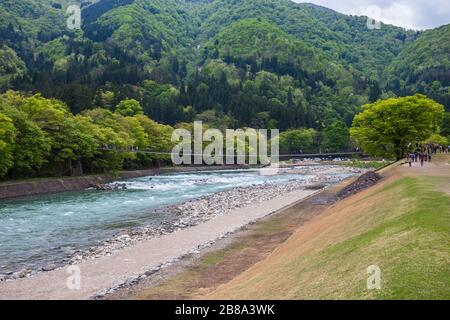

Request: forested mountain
left=386, top=25, right=450, bottom=108
left=198, top=0, right=419, bottom=78
left=0, top=0, right=449, bottom=177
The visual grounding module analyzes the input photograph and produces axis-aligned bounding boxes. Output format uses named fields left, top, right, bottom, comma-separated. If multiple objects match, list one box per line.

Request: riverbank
left=67, top=169, right=352, bottom=267
left=0, top=166, right=364, bottom=299
left=104, top=157, right=449, bottom=300
left=0, top=165, right=247, bottom=200
left=206, top=155, right=450, bottom=299
left=105, top=177, right=359, bottom=300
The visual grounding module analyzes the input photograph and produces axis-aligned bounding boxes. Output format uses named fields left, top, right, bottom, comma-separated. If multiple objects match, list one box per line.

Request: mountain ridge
left=0, top=0, right=448, bottom=129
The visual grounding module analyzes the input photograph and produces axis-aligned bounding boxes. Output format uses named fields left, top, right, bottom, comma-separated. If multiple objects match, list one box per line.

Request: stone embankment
left=0, top=166, right=246, bottom=199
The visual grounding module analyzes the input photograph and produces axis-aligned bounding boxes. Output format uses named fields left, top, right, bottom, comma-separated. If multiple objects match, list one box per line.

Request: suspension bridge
left=97, top=146, right=365, bottom=160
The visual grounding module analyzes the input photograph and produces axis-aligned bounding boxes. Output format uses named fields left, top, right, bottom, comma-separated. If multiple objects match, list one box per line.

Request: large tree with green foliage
left=279, top=128, right=316, bottom=154
left=115, top=99, right=144, bottom=117
left=351, top=95, right=445, bottom=160
left=0, top=112, right=16, bottom=176
left=0, top=94, right=51, bottom=176
left=423, top=134, right=448, bottom=146
left=0, top=45, right=26, bottom=90
left=321, top=120, right=349, bottom=152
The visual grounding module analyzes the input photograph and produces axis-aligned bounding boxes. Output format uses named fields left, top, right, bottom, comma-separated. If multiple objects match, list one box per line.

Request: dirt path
left=0, top=188, right=318, bottom=300
left=398, top=154, right=450, bottom=176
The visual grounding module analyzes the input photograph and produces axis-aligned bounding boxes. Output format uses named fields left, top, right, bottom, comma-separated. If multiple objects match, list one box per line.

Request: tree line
left=1, top=90, right=448, bottom=179
left=0, top=92, right=174, bottom=179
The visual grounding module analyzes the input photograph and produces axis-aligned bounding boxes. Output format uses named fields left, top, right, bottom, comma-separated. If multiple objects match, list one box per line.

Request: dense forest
left=0, top=0, right=449, bottom=178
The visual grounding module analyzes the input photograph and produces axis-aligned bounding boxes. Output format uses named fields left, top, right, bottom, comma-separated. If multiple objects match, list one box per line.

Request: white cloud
left=293, top=0, right=450, bottom=30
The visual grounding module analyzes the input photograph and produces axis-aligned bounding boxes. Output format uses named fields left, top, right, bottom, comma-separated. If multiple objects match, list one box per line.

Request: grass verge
left=208, top=173, right=450, bottom=299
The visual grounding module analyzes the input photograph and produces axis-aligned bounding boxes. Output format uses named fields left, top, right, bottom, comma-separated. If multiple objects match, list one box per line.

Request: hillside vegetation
left=0, top=0, right=449, bottom=178
left=1, top=0, right=446, bottom=120
left=387, top=25, right=450, bottom=108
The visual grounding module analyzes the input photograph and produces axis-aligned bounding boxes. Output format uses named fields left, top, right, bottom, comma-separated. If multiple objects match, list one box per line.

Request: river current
left=0, top=168, right=349, bottom=275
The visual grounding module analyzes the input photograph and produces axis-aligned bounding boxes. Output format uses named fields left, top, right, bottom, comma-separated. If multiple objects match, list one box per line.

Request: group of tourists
left=407, top=144, right=449, bottom=167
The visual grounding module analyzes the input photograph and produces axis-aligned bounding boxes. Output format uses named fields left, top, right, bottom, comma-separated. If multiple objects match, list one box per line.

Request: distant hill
left=0, top=0, right=447, bottom=128
left=386, top=24, right=450, bottom=108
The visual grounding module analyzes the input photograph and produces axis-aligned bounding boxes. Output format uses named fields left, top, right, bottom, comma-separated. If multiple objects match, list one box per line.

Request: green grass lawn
left=210, top=170, right=450, bottom=299
left=322, top=176, right=450, bottom=299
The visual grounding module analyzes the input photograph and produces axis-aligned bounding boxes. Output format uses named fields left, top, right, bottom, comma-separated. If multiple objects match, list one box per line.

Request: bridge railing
left=97, top=146, right=365, bottom=160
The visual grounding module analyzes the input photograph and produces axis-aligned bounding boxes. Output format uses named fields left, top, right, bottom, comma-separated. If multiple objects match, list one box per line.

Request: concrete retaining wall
left=0, top=166, right=247, bottom=200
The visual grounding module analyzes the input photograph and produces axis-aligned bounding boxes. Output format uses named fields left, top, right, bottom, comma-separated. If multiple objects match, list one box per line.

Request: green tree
left=279, top=128, right=316, bottom=154
left=135, top=115, right=174, bottom=152
left=441, top=112, right=450, bottom=138
left=423, top=134, right=448, bottom=146
left=94, top=90, right=115, bottom=110
left=0, top=45, right=26, bottom=90
left=134, top=114, right=174, bottom=166
left=0, top=112, right=16, bottom=176
left=321, top=120, right=349, bottom=152
left=195, top=110, right=236, bottom=132
left=82, top=108, right=136, bottom=172
left=0, top=97, right=51, bottom=175
left=115, top=99, right=144, bottom=117
left=117, top=116, right=148, bottom=150
left=18, top=94, right=102, bottom=175
left=351, top=94, right=445, bottom=160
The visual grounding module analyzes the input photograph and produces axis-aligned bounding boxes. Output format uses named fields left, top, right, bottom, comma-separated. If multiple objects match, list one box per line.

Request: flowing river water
left=0, top=168, right=352, bottom=276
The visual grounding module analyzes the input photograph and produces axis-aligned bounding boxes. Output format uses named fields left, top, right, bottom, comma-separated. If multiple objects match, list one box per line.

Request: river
left=0, top=167, right=352, bottom=276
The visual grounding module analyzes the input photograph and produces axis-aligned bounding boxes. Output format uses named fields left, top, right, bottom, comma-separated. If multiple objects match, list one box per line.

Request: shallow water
left=0, top=168, right=346, bottom=274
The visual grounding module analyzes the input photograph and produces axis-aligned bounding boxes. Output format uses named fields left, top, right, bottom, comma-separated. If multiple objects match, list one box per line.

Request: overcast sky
left=293, top=0, right=450, bottom=30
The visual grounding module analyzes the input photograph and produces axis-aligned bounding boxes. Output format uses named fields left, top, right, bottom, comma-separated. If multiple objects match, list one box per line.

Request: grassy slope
left=208, top=155, right=450, bottom=299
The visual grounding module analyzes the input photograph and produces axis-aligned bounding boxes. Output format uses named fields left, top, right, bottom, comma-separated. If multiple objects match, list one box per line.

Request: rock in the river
left=42, top=264, right=57, bottom=272
left=305, top=183, right=327, bottom=190
left=18, top=268, right=30, bottom=278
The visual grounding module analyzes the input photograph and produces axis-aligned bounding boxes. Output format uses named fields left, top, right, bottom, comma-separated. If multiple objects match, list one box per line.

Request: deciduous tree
left=351, top=94, right=444, bottom=160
